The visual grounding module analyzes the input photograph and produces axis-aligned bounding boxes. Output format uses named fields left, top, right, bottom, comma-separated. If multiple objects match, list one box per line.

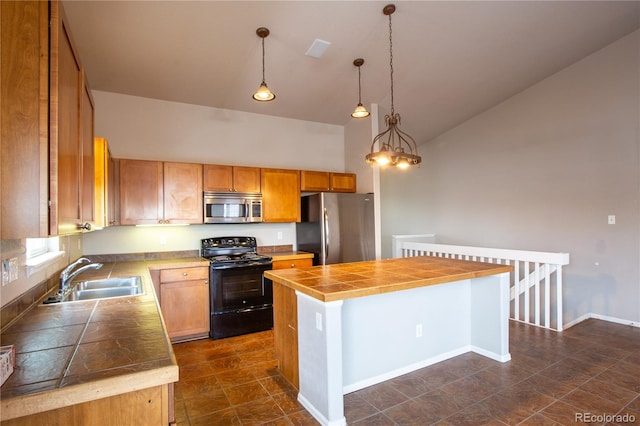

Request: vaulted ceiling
left=63, top=1, right=640, bottom=144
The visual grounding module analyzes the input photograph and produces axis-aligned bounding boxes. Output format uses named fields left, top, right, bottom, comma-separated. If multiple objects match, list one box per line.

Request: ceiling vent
left=305, top=39, right=331, bottom=58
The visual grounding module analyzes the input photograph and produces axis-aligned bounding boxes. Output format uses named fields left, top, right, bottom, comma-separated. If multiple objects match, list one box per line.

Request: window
left=25, top=237, right=62, bottom=275
left=26, top=238, right=48, bottom=259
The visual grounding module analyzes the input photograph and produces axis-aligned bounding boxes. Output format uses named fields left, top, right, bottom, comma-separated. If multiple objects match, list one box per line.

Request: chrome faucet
left=59, top=257, right=103, bottom=292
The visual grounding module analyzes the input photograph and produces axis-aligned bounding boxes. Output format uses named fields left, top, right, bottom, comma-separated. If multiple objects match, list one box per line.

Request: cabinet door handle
left=290, top=263, right=295, bottom=268
left=183, top=272, right=188, bottom=277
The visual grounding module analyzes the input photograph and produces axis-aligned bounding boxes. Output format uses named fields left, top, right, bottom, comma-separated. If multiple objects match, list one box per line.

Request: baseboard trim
left=563, top=313, right=640, bottom=329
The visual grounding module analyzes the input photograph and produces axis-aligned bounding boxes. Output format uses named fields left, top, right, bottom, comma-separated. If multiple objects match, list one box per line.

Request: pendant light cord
left=261, top=37, right=266, bottom=84
left=388, top=12, right=395, bottom=116
left=358, top=66, right=363, bottom=103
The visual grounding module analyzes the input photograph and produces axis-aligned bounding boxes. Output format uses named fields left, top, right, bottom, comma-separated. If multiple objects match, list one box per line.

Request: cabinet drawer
left=272, top=259, right=313, bottom=270
left=160, top=267, right=208, bottom=283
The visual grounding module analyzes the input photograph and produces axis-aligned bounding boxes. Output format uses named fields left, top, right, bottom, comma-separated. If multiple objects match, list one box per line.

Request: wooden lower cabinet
left=271, top=257, right=311, bottom=389
left=272, top=258, right=312, bottom=270
left=2, top=384, right=171, bottom=426
left=159, top=267, right=209, bottom=342
left=273, top=281, right=299, bottom=389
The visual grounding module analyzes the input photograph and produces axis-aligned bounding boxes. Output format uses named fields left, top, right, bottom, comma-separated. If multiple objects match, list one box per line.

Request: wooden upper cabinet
left=163, top=162, right=203, bottom=224
left=261, top=168, right=300, bottom=223
left=203, top=165, right=233, bottom=192
left=300, top=171, right=330, bottom=192
left=50, top=0, right=84, bottom=235
left=80, top=75, right=95, bottom=230
left=204, top=164, right=261, bottom=193
left=108, top=158, right=120, bottom=226
left=1, top=0, right=50, bottom=239
left=94, top=137, right=119, bottom=228
left=120, top=159, right=202, bottom=225
left=120, top=160, right=164, bottom=225
left=300, top=171, right=356, bottom=193
left=329, top=172, right=356, bottom=193
left=94, top=138, right=108, bottom=228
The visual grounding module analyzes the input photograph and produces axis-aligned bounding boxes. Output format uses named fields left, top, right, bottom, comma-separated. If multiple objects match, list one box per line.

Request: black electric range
left=201, top=236, right=273, bottom=339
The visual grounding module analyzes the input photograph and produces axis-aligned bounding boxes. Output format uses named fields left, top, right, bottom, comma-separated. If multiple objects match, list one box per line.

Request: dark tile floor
left=173, top=319, right=640, bottom=425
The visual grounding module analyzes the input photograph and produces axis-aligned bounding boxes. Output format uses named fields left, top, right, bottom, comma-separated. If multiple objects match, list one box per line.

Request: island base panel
left=1, top=384, right=170, bottom=426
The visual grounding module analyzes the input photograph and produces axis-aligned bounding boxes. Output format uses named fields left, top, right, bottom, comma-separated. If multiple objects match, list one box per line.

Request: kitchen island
left=264, top=256, right=513, bottom=426
left=0, top=257, right=207, bottom=425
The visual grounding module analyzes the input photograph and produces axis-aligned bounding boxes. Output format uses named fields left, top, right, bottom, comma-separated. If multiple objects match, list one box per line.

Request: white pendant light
left=253, top=27, right=275, bottom=102
left=351, top=58, right=370, bottom=118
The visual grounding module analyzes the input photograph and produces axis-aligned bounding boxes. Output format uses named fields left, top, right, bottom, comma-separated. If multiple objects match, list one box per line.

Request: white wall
left=84, top=92, right=345, bottom=254
left=92, top=91, right=344, bottom=169
left=381, top=31, right=640, bottom=324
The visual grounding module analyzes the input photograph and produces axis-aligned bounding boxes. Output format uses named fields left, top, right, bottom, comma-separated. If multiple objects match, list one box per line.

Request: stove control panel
left=201, top=236, right=257, bottom=249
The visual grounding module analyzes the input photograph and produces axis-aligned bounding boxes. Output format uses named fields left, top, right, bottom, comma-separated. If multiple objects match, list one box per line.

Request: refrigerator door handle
left=324, top=207, right=330, bottom=261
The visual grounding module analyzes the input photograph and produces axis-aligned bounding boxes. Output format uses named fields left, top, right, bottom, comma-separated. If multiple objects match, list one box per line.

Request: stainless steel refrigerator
left=296, top=193, right=375, bottom=265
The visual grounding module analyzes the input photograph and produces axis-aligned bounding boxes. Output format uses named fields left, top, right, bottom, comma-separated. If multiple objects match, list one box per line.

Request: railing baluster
left=534, top=262, right=541, bottom=326
left=544, top=263, right=550, bottom=329
left=557, top=265, right=564, bottom=331
left=524, top=261, right=530, bottom=323
left=514, top=261, right=520, bottom=321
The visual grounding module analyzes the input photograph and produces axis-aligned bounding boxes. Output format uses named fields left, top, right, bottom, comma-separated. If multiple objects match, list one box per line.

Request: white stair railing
left=392, top=236, right=570, bottom=331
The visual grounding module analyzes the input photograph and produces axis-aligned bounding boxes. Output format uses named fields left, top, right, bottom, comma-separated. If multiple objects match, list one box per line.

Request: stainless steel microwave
left=203, top=192, right=263, bottom=223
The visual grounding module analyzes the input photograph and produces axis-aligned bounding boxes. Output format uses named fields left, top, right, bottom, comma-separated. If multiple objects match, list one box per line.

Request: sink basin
left=64, top=286, right=143, bottom=301
left=48, top=276, right=145, bottom=303
left=75, top=276, right=141, bottom=291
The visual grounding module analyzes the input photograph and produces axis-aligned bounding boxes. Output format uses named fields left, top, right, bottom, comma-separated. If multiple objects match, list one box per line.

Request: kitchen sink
left=63, top=285, right=143, bottom=301
left=45, top=276, right=145, bottom=304
left=74, top=276, right=142, bottom=291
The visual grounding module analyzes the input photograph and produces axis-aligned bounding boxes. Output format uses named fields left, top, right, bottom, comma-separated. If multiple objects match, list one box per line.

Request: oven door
left=210, top=263, right=273, bottom=314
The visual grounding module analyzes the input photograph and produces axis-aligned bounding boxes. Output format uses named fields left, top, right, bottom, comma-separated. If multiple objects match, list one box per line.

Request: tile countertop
left=264, top=256, right=514, bottom=303
left=0, top=257, right=208, bottom=422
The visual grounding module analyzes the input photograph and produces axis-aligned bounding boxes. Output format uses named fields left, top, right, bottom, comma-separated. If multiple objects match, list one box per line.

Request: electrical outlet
left=277, top=232, right=283, bottom=241
left=159, top=235, right=167, bottom=245
left=315, top=312, right=323, bottom=331
left=415, top=323, right=423, bottom=337
left=608, top=215, right=616, bottom=225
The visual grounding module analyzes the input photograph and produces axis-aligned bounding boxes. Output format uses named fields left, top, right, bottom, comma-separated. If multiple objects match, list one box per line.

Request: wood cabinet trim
left=272, top=259, right=313, bottom=270
left=160, top=267, right=208, bottom=283
left=300, top=170, right=356, bottom=193
left=1, top=0, right=50, bottom=238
